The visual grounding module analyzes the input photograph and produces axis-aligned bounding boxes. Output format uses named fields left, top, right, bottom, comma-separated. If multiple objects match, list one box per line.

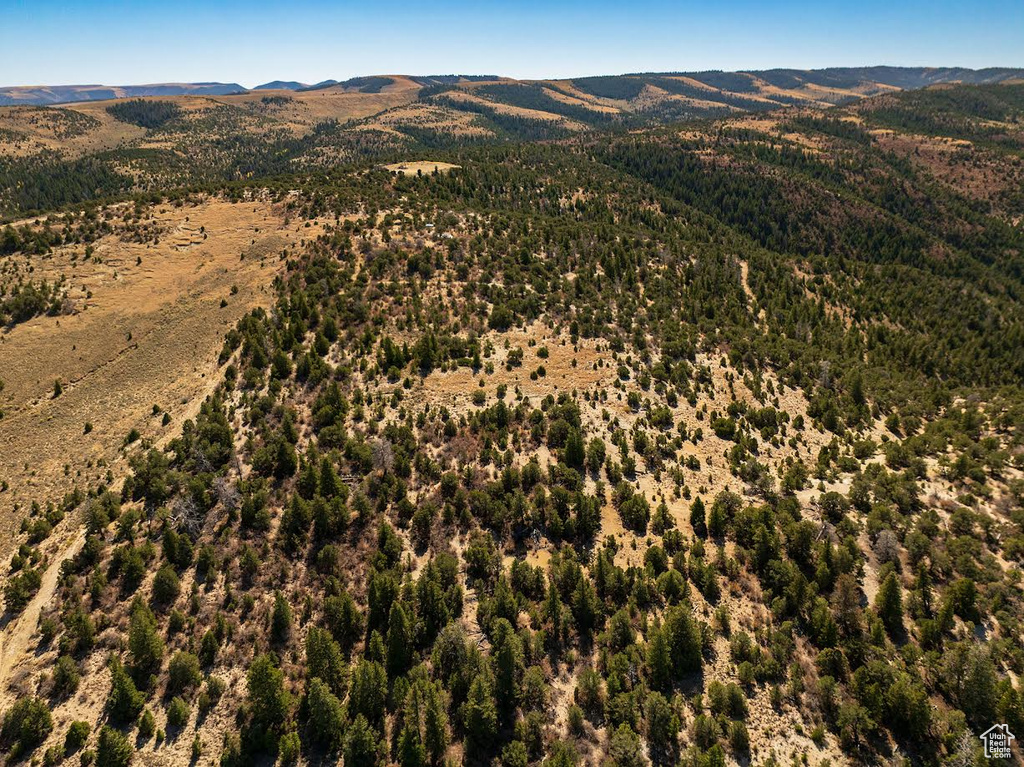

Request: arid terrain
left=0, top=68, right=1022, bottom=767
left=0, top=197, right=327, bottom=559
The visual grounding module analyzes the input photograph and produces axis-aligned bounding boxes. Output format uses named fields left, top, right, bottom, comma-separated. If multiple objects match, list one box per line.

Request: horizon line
left=4, top=62, right=1024, bottom=93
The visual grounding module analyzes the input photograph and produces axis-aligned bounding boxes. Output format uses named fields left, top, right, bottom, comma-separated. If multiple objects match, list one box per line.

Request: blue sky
left=2, top=0, right=1022, bottom=87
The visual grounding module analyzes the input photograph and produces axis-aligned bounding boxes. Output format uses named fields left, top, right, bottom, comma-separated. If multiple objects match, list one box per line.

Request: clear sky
left=2, top=0, right=1022, bottom=88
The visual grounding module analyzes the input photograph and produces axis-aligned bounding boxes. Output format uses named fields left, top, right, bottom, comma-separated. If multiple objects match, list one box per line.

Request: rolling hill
left=3, top=66, right=1022, bottom=108
left=0, top=68, right=1023, bottom=767
left=253, top=81, right=309, bottom=91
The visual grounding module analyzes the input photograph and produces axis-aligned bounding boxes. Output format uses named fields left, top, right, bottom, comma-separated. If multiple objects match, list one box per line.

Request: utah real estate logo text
left=979, top=724, right=1015, bottom=760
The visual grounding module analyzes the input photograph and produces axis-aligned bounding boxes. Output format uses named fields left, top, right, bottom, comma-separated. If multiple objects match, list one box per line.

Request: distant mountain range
left=253, top=80, right=308, bottom=91
left=1, top=66, right=1022, bottom=107
left=0, top=82, right=246, bottom=106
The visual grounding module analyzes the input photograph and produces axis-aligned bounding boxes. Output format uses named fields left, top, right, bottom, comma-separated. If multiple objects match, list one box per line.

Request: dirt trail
left=0, top=529, right=84, bottom=701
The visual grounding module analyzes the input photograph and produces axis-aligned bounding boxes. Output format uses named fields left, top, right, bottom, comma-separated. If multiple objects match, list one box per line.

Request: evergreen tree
left=564, top=429, right=585, bottom=470
left=0, top=696, right=52, bottom=757
left=423, top=683, right=449, bottom=765
left=96, top=725, right=133, bottom=767
left=664, top=605, right=702, bottom=677
left=645, top=691, right=679, bottom=765
left=461, top=672, right=498, bottom=755
left=306, top=626, right=347, bottom=698
left=571, top=577, right=601, bottom=639
left=106, top=658, right=144, bottom=725
left=608, top=724, right=646, bottom=767
left=386, top=602, right=414, bottom=679
left=647, top=623, right=673, bottom=692
left=875, top=571, right=903, bottom=636
left=398, top=715, right=427, bottom=767
left=127, top=599, right=163, bottom=683
left=306, top=677, right=345, bottom=750
left=491, top=619, right=524, bottom=713
left=343, top=714, right=381, bottom=767
left=271, top=590, right=293, bottom=644
left=349, top=660, right=388, bottom=726
left=247, top=654, right=290, bottom=732
left=689, top=497, right=707, bottom=538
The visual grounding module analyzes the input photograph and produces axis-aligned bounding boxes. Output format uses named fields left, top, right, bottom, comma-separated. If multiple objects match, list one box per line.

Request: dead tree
left=372, top=438, right=394, bottom=475
left=170, top=494, right=203, bottom=536
left=214, top=476, right=240, bottom=513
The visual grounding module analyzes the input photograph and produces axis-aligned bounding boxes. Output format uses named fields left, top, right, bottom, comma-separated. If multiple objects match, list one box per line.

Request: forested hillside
left=0, top=79, right=1022, bottom=767
left=3, top=70, right=1024, bottom=222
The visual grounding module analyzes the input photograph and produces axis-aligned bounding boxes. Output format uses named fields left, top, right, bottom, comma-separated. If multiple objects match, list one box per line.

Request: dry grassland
left=383, top=160, right=461, bottom=175
left=0, top=197, right=325, bottom=562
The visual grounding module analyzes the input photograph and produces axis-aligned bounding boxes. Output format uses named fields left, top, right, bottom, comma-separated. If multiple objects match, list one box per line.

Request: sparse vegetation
left=0, top=71, right=1023, bottom=767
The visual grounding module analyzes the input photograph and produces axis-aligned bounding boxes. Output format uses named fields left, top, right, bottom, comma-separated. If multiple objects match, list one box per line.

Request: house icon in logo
left=980, top=724, right=1015, bottom=759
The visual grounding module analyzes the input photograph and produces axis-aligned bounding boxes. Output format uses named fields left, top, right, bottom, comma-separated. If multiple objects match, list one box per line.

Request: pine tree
left=664, top=604, right=702, bottom=677
left=461, top=672, right=497, bottom=755
left=319, top=456, right=340, bottom=498
left=645, top=691, right=680, bottom=764
left=571, top=577, right=600, bottom=639
left=349, top=660, right=388, bottom=726
left=690, top=496, right=707, bottom=537
left=609, top=723, right=645, bottom=767
left=343, top=714, right=380, bottom=767
left=0, top=696, right=52, bottom=756
left=296, top=456, right=320, bottom=500
left=833, top=573, right=863, bottom=636
left=96, top=726, right=133, bottom=767
left=386, top=602, right=413, bottom=679
left=127, top=599, right=164, bottom=684
left=423, top=683, right=449, bottom=765
left=324, top=591, right=363, bottom=650
left=306, top=677, right=345, bottom=750
left=544, top=580, right=562, bottom=633
left=564, top=429, right=585, bottom=469
left=398, top=716, right=427, bottom=767
left=106, top=658, right=144, bottom=725
left=247, top=654, right=289, bottom=731
left=271, top=590, right=292, bottom=644
left=305, top=626, right=347, bottom=698
left=707, top=502, right=726, bottom=538
left=875, top=571, right=903, bottom=636
left=646, top=623, right=672, bottom=692
left=491, top=619, right=524, bottom=712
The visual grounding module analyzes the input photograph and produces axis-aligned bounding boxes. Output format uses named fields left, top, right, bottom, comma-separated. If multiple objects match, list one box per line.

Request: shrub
left=96, top=725, right=133, bottom=767
left=167, top=651, right=202, bottom=695
left=166, top=696, right=190, bottom=728
left=64, top=720, right=90, bottom=753
left=0, top=696, right=53, bottom=756
left=138, top=709, right=155, bottom=740
left=52, top=654, right=81, bottom=697
left=151, top=565, right=181, bottom=606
